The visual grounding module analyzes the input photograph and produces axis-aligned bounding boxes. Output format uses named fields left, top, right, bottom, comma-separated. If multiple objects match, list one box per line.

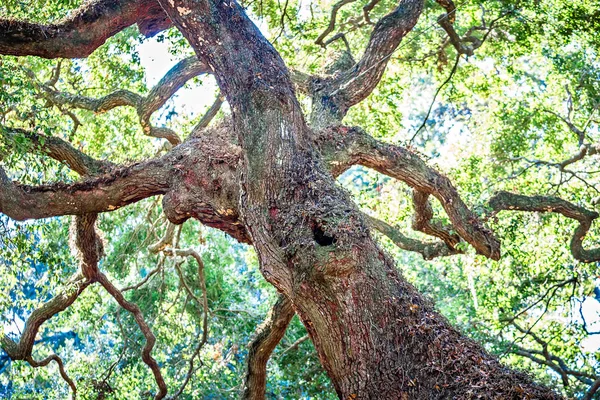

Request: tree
left=0, top=0, right=599, bottom=398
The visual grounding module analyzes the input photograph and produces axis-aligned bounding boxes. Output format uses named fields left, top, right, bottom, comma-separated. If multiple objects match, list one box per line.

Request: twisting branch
left=315, top=0, right=358, bottom=47
left=27, top=354, right=78, bottom=397
left=96, top=272, right=168, bottom=400
left=194, top=93, right=225, bottom=130
left=316, top=126, right=501, bottom=259
left=242, top=295, right=295, bottom=400
left=0, top=273, right=90, bottom=362
left=0, top=0, right=171, bottom=59
left=411, top=190, right=460, bottom=248
left=35, top=57, right=210, bottom=145
left=489, top=191, right=600, bottom=262
left=365, top=214, right=461, bottom=259
left=330, top=0, right=425, bottom=108
left=1, top=126, right=113, bottom=176
left=0, top=157, right=171, bottom=220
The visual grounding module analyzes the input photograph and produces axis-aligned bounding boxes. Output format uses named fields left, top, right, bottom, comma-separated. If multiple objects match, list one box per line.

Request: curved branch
left=316, top=126, right=501, bottom=259
left=0, top=0, right=171, bottom=59
left=411, top=190, right=460, bottom=248
left=194, top=93, right=224, bottom=130
left=242, top=295, right=295, bottom=400
left=1, top=126, right=113, bottom=176
left=331, top=0, right=425, bottom=107
left=39, top=56, right=210, bottom=145
left=1, top=274, right=90, bottom=361
left=0, top=156, right=172, bottom=221
left=365, top=214, right=461, bottom=259
left=489, top=191, right=600, bottom=262
left=97, top=272, right=167, bottom=399
left=315, top=0, right=358, bottom=47
left=27, top=354, right=78, bottom=398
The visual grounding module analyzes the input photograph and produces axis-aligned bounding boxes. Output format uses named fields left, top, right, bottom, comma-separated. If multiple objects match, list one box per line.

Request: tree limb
left=1, top=126, right=113, bottom=176
left=365, top=213, right=461, bottom=259
left=489, top=191, right=600, bottom=262
left=315, top=0, right=358, bottom=48
left=96, top=272, right=168, bottom=399
left=0, top=0, right=171, bottom=59
left=316, top=125, right=501, bottom=259
left=242, top=295, right=295, bottom=400
left=331, top=0, right=425, bottom=108
left=0, top=157, right=171, bottom=220
left=37, top=56, right=210, bottom=145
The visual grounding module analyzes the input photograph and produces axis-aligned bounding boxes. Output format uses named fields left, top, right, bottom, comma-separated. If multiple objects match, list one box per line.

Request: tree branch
left=317, top=126, right=501, bottom=259
left=0, top=156, right=171, bottom=220
left=97, top=272, right=168, bottom=399
left=331, top=0, right=425, bottom=108
left=315, top=0, right=358, bottom=48
left=242, top=295, right=295, bottom=400
left=37, top=56, right=210, bottom=145
left=1, top=126, right=113, bottom=175
left=0, top=0, right=171, bottom=59
left=489, top=191, right=600, bottom=262
left=365, top=214, right=461, bottom=259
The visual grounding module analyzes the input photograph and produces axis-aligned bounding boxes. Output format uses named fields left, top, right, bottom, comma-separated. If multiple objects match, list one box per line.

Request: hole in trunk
left=313, top=225, right=336, bottom=246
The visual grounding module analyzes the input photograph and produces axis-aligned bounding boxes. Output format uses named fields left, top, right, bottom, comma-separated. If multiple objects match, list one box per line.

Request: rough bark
left=0, top=0, right=582, bottom=398
left=242, top=295, right=295, bottom=400
left=0, top=0, right=170, bottom=59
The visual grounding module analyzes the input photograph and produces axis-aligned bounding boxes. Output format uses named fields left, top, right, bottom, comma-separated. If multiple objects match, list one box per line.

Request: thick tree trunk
left=152, top=1, right=560, bottom=398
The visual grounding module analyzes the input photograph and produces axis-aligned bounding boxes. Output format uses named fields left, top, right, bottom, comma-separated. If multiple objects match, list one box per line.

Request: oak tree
left=1, top=0, right=599, bottom=398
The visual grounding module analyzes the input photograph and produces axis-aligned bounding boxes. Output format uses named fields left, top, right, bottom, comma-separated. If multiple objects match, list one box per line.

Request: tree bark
left=154, top=1, right=559, bottom=398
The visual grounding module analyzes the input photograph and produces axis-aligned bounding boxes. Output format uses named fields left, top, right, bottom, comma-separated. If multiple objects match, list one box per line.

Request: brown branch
left=97, top=272, right=168, bottom=399
left=27, top=354, right=78, bottom=398
left=1, top=274, right=90, bottom=361
left=317, top=126, right=501, bottom=259
left=242, top=295, right=295, bottom=400
left=365, top=214, right=461, bottom=259
left=362, top=0, right=382, bottom=24
left=0, top=156, right=172, bottom=220
left=331, top=0, right=425, bottom=108
left=1, top=126, right=113, bottom=176
left=0, top=0, right=171, bottom=59
left=194, top=93, right=224, bottom=130
left=411, top=190, right=460, bottom=248
left=315, top=0, right=359, bottom=47
left=166, top=247, right=209, bottom=399
left=38, top=56, right=210, bottom=145
left=489, top=191, right=600, bottom=262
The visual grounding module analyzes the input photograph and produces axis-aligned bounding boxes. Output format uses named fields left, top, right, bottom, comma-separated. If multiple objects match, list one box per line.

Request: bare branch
left=194, top=93, right=224, bottom=130
left=37, top=57, right=210, bottom=145
left=331, top=0, right=425, bottom=107
left=0, top=0, right=171, bottom=59
left=27, top=353, right=78, bottom=398
left=0, top=155, right=172, bottom=220
left=97, top=272, right=168, bottom=399
left=242, top=295, right=295, bottom=400
left=1, top=274, right=89, bottom=361
left=315, top=0, right=358, bottom=48
left=365, top=214, right=461, bottom=259
left=489, top=191, right=600, bottom=262
left=411, top=190, right=460, bottom=248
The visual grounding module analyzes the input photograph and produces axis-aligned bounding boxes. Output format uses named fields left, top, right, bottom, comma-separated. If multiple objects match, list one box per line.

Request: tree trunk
left=151, top=1, right=561, bottom=398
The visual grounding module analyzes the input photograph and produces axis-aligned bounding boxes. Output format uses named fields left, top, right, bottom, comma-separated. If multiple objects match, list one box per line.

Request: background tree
left=0, top=0, right=599, bottom=398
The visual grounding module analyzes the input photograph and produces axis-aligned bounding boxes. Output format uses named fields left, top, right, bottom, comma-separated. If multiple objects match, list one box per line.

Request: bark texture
left=0, top=0, right=585, bottom=398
